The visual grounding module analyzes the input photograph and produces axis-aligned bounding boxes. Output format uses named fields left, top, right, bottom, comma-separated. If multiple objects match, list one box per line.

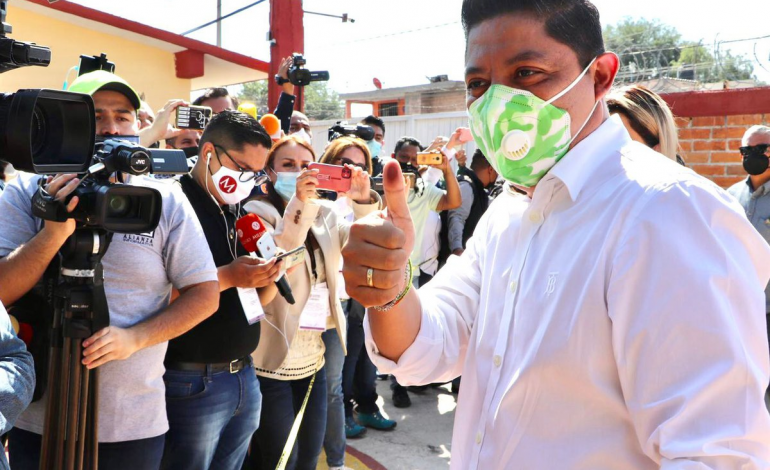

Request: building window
left=378, top=102, right=399, bottom=117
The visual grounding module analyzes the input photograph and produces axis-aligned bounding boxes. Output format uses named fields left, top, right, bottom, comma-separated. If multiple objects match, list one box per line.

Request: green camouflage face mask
left=468, top=58, right=597, bottom=187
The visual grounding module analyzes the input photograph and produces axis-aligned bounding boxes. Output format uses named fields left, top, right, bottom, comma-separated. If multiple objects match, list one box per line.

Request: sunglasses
left=740, top=144, right=770, bottom=158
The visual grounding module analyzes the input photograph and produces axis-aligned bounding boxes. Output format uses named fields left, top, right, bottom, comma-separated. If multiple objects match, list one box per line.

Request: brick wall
left=662, top=87, right=770, bottom=188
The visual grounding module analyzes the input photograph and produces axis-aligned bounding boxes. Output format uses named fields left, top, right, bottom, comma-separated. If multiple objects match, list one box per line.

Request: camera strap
left=31, top=181, right=71, bottom=222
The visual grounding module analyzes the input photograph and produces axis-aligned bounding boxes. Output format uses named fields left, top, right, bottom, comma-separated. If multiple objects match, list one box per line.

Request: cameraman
left=359, top=116, right=386, bottom=177
left=161, top=111, right=281, bottom=470
left=0, top=70, right=220, bottom=470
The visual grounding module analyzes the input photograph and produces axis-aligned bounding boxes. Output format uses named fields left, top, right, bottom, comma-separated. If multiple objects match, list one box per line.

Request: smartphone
left=458, top=128, right=473, bottom=143
left=256, top=232, right=278, bottom=259
left=176, top=105, right=213, bottom=130
left=416, top=151, right=443, bottom=166
left=307, top=163, right=352, bottom=192
left=78, top=53, right=115, bottom=76
left=276, top=245, right=306, bottom=269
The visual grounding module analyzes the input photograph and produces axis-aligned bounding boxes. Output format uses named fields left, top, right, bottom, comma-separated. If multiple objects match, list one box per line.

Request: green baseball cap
left=68, top=70, right=141, bottom=111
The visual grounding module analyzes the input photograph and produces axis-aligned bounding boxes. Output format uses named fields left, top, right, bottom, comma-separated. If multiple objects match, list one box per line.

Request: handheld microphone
left=236, top=213, right=296, bottom=305
left=259, top=114, right=282, bottom=142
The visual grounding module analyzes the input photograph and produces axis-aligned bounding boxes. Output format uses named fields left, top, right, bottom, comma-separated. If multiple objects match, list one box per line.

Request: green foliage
left=237, top=80, right=344, bottom=121
left=604, top=17, right=755, bottom=83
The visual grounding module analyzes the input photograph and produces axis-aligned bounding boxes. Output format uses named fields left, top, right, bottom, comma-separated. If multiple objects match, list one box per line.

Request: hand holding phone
left=416, top=151, right=444, bottom=166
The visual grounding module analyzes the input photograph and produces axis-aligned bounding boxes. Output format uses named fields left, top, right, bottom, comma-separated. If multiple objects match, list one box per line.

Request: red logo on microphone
left=219, top=176, right=238, bottom=194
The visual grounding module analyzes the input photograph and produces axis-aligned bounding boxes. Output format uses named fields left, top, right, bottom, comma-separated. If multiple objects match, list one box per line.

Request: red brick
left=679, top=128, right=712, bottom=140
left=711, top=152, right=741, bottom=163
left=692, top=116, right=724, bottom=127
left=728, top=140, right=743, bottom=150
left=726, top=114, right=763, bottom=126
left=678, top=141, right=693, bottom=152
left=711, top=176, right=744, bottom=188
left=681, top=151, right=710, bottom=163
left=691, top=164, right=725, bottom=176
left=694, top=140, right=726, bottom=151
left=674, top=117, right=691, bottom=128
left=726, top=164, right=748, bottom=176
left=712, top=127, right=748, bottom=140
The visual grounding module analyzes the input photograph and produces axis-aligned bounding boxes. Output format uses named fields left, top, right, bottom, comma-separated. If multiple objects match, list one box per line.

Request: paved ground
left=345, top=379, right=456, bottom=470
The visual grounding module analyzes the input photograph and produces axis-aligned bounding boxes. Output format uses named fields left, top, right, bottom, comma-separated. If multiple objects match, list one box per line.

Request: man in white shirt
left=341, top=0, right=770, bottom=468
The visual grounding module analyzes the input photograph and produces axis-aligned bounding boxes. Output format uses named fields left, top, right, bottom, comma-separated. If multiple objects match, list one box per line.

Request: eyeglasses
left=213, top=145, right=269, bottom=185
left=332, top=157, right=367, bottom=172
left=740, top=144, right=770, bottom=158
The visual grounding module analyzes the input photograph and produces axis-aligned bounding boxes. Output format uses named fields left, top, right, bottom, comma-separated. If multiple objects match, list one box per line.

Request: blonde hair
left=607, top=85, right=679, bottom=161
left=319, top=137, right=373, bottom=175
left=266, top=135, right=317, bottom=169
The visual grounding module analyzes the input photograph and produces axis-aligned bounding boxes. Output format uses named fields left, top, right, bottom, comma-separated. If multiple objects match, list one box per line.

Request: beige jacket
left=244, top=193, right=381, bottom=372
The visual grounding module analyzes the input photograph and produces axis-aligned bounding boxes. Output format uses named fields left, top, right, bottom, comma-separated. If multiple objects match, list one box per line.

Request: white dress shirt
left=366, top=115, right=770, bottom=469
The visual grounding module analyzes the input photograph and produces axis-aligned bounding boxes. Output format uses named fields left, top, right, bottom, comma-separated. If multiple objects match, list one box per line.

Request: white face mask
left=292, top=128, right=312, bottom=145
left=208, top=153, right=256, bottom=205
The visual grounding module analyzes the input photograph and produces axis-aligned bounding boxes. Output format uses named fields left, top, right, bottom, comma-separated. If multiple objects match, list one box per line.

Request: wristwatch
left=274, top=75, right=290, bottom=86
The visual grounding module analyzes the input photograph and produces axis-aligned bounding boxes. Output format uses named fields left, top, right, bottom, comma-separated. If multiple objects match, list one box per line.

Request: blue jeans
left=252, top=367, right=327, bottom=470
left=160, top=363, right=261, bottom=470
left=8, top=427, right=165, bottom=470
left=322, top=328, right=346, bottom=467
left=343, top=299, right=380, bottom=416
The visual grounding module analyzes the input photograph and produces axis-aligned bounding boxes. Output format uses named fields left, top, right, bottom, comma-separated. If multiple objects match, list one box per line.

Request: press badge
left=299, top=282, right=331, bottom=331
left=237, top=287, right=265, bottom=325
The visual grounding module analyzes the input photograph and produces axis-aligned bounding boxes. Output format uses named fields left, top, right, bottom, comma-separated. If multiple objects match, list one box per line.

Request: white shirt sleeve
left=365, top=206, right=487, bottom=386
left=608, top=180, right=770, bottom=467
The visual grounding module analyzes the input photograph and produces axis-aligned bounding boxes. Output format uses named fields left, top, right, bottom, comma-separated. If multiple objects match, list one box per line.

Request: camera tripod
left=40, top=228, right=113, bottom=470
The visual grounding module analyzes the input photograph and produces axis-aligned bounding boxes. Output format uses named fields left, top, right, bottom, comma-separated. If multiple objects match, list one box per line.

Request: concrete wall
left=0, top=5, right=191, bottom=112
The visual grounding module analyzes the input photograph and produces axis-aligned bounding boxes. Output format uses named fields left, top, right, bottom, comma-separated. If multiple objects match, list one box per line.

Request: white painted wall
left=309, top=111, right=478, bottom=160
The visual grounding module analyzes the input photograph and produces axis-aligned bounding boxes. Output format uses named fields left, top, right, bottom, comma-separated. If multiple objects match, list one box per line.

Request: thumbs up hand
left=342, top=161, right=415, bottom=307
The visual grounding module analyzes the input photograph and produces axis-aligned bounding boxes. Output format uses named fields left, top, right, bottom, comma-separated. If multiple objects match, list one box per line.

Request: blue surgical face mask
left=366, top=139, right=382, bottom=158
left=273, top=171, right=300, bottom=201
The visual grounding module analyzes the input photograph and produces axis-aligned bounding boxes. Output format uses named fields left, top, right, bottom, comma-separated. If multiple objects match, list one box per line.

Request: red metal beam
left=268, top=0, right=304, bottom=111
left=661, top=86, right=770, bottom=118
left=27, top=0, right=270, bottom=73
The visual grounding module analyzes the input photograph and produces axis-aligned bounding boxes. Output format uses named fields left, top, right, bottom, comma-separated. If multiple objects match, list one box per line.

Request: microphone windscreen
left=235, top=213, right=267, bottom=253
left=260, top=114, right=281, bottom=137
left=238, top=103, right=258, bottom=119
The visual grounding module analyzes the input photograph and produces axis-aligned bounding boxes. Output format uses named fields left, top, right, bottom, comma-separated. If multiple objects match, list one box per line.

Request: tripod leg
left=89, top=368, right=99, bottom=469
left=64, top=338, right=83, bottom=470
left=76, top=351, right=90, bottom=470
left=53, top=337, right=74, bottom=469
left=40, top=341, right=63, bottom=469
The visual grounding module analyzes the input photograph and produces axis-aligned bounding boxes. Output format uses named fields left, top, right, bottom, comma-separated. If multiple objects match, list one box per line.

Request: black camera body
left=328, top=121, right=375, bottom=142
left=31, top=139, right=189, bottom=234
left=288, top=54, right=330, bottom=87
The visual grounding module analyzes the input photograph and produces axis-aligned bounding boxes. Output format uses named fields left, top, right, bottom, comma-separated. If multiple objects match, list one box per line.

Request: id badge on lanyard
left=299, top=282, right=330, bottom=331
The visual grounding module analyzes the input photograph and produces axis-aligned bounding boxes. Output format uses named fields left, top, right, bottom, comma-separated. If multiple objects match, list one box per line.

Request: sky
left=69, top=0, right=770, bottom=93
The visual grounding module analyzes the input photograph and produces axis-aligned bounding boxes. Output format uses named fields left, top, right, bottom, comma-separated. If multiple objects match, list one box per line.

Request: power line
left=181, top=0, right=268, bottom=36
left=319, top=20, right=462, bottom=47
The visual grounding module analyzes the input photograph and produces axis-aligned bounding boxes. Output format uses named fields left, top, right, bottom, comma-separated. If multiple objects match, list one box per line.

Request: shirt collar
left=746, top=177, right=770, bottom=198
left=547, top=114, right=632, bottom=202
left=180, top=173, right=235, bottom=216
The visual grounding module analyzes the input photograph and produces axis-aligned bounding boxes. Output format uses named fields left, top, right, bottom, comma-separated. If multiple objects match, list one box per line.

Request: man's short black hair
left=470, top=149, right=491, bottom=171
left=199, top=110, right=272, bottom=153
left=360, top=115, right=385, bottom=135
left=461, top=0, right=605, bottom=67
left=394, top=136, right=423, bottom=154
left=193, top=87, right=240, bottom=109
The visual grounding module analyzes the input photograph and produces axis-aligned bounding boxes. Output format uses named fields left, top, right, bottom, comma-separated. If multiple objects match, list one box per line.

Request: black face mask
left=181, top=146, right=199, bottom=159
left=399, top=160, right=420, bottom=175
left=741, top=145, right=770, bottom=176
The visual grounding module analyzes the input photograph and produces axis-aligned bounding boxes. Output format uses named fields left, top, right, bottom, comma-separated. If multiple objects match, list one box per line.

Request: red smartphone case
left=308, top=163, right=352, bottom=192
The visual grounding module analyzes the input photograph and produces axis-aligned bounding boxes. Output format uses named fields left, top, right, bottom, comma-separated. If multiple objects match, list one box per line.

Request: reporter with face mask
left=160, top=111, right=282, bottom=470
left=243, top=136, right=381, bottom=470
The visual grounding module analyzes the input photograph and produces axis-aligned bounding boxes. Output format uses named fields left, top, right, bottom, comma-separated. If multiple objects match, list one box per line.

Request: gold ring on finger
left=366, top=268, right=374, bottom=288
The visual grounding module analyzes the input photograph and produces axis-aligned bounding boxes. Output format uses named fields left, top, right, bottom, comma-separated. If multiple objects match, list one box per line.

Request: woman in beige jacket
left=244, top=135, right=381, bottom=470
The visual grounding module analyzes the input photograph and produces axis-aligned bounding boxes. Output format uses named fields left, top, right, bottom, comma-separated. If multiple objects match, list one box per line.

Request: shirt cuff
left=363, top=305, right=443, bottom=386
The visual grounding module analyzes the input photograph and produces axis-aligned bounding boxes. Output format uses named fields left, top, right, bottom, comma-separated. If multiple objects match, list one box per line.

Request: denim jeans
left=8, top=427, right=165, bottom=470
left=343, top=299, right=380, bottom=416
left=322, top=328, right=346, bottom=467
left=252, top=367, right=328, bottom=470
left=160, top=362, right=261, bottom=470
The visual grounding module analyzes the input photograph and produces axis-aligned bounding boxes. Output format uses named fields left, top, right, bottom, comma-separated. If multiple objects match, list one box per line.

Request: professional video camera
left=327, top=121, right=375, bottom=142
left=31, top=139, right=188, bottom=233
left=287, top=53, right=329, bottom=87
